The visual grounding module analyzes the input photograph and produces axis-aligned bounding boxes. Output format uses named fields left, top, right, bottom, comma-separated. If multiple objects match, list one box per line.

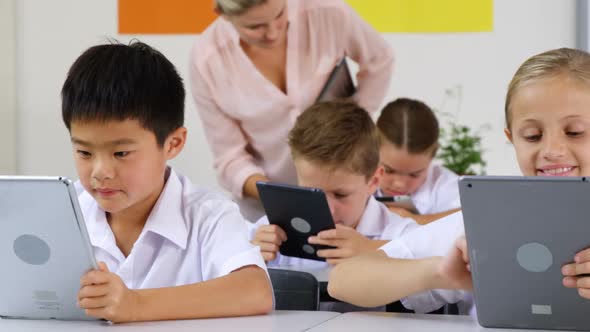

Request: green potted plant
left=436, top=85, right=488, bottom=175
left=437, top=123, right=487, bottom=175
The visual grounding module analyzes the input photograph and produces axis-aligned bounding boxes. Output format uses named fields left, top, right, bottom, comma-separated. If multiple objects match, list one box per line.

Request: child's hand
left=562, top=248, right=590, bottom=299
left=438, top=236, right=473, bottom=290
left=308, top=225, right=373, bottom=265
left=78, top=262, right=139, bottom=323
left=252, top=224, right=287, bottom=262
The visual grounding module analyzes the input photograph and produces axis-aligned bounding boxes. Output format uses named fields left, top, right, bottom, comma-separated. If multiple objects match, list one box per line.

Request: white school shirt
left=248, top=196, right=419, bottom=269
left=413, top=164, right=460, bottom=214
left=378, top=164, right=460, bottom=215
left=76, top=168, right=267, bottom=289
left=380, top=211, right=474, bottom=314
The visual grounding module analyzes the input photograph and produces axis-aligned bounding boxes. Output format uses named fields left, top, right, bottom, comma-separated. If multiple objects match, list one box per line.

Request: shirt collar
left=410, top=163, right=436, bottom=207
left=354, top=196, right=387, bottom=237
left=83, top=168, right=188, bottom=251
left=140, top=168, right=188, bottom=250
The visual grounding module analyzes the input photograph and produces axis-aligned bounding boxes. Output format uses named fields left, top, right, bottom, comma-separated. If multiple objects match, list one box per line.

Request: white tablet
left=460, top=176, right=590, bottom=330
left=0, top=176, right=98, bottom=320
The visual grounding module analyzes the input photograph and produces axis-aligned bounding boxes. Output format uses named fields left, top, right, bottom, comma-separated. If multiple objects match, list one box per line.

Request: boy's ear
left=504, top=128, right=513, bottom=144
left=164, top=127, right=187, bottom=160
left=368, top=166, right=384, bottom=195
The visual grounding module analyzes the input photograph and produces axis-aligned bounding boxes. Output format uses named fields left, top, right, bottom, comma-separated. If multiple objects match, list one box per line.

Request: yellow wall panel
left=345, top=0, right=493, bottom=32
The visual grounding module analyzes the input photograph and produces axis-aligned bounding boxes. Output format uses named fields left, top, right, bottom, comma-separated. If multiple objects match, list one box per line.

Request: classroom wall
left=12, top=0, right=576, bottom=193
left=0, top=0, right=16, bottom=174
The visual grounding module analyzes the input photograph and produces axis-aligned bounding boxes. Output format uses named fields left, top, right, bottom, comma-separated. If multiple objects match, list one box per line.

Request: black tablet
left=256, top=182, right=335, bottom=261
left=316, top=57, right=356, bottom=102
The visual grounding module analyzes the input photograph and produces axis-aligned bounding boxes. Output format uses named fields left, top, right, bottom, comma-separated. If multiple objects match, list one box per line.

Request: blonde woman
left=190, top=0, right=393, bottom=221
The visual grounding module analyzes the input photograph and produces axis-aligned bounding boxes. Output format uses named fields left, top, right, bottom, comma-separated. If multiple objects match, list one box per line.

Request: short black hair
left=61, top=40, right=185, bottom=146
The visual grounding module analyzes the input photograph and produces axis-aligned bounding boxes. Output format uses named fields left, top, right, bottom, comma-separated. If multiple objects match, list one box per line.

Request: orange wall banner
left=118, top=0, right=217, bottom=34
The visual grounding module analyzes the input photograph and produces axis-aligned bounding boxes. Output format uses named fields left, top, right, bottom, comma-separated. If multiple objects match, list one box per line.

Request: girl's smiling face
left=506, top=74, right=590, bottom=177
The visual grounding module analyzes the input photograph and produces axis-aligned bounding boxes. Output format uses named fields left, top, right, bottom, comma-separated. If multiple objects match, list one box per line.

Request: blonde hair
left=505, top=48, right=590, bottom=129
left=288, top=101, right=380, bottom=180
left=214, top=0, right=267, bottom=16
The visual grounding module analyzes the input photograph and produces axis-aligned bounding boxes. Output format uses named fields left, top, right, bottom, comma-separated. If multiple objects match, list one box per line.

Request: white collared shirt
left=412, top=164, right=460, bottom=214
left=377, top=164, right=460, bottom=215
left=248, top=196, right=419, bottom=269
left=76, top=168, right=267, bottom=289
left=380, top=211, right=474, bottom=314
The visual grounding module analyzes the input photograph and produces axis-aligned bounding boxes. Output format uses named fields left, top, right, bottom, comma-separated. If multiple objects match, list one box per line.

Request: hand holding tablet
left=256, top=182, right=335, bottom=261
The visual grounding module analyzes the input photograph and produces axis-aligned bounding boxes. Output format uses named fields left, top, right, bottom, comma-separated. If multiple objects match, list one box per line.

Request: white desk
left=307, top=312, right=566, bottom=332
left=0, top=310, right=340, bottom=332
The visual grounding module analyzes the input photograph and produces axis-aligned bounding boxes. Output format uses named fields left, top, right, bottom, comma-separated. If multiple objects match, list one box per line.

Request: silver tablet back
left=460, top=176, right=590, bottom=330
left=0, top=176, right=97, bottom=320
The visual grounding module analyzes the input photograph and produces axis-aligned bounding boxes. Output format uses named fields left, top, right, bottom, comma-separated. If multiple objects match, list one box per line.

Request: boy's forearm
left=328, top=251, right=442, bottom=307
left=132, top=266, right=272, bottom=322
left=367, top=239, right=390, bottom=251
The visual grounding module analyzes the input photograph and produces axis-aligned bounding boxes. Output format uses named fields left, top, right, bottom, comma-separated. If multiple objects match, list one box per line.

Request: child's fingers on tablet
left=317, top=248, right=347, bottom=259
left=78, top=284, right=110, bottom=300
left=80, top=270, right=110, bottom=286
left=308, top=236, right=341, bottom=247
left=261, top=252, right=277, bottom=262
left=562, top=263, right=577, bottom=277
left=84, top=308, right=107, bottom=320
left=78, top=295, right=108, bottom=309
left=576, top=276, right=590, bottom=289
left=262, top=225, right=288, bottom=241
left=316, top=229, right=338, bottom=239
left=318, top=225, right=357, bottom=239
left=456, top=236, right=469, bottom=262
left=575, top=248, right=590, bottom=263
left=256, top=231, right=285, bottom=245
left=257, top=242, right=280, bottom=253
left=575, top=262, right=590, bottom=276
left=578, top=287, right=590, bottom=300
left=562, top=276, right=577, bottom=288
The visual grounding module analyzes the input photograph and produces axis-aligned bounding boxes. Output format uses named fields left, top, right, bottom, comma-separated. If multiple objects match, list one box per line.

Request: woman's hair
left=214, top=0, right=267, bottom=16
left=376, top=98, right=439, bottom=155
left=288, top=101, right=380, bottom=180
left=505, top=48, right=590, bottom=129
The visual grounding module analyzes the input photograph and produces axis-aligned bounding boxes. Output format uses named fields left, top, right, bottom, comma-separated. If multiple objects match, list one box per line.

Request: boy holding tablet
left=62, top=41, right=272, bottom=322
left=250, top=101, right=418, bottom=267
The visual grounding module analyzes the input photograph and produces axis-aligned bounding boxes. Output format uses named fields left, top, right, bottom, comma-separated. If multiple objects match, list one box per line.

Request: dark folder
left=316, top=57, right=356, bottom=102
